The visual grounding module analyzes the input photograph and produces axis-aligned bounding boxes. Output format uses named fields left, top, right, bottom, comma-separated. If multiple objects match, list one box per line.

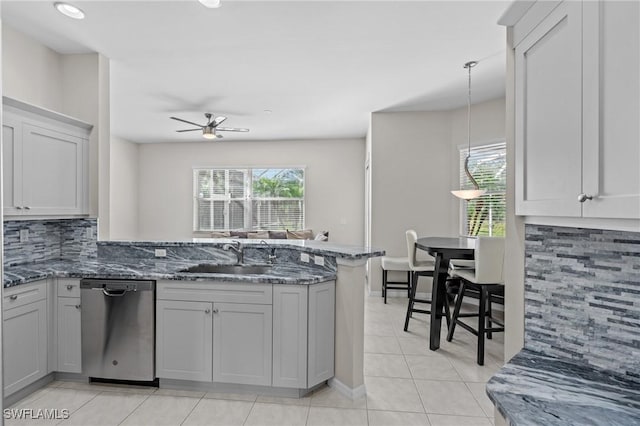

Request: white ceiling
left=1, top=0, right=509, bottom=143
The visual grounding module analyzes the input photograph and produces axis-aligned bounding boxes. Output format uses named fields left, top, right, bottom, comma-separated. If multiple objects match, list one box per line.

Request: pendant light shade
left=451, top=61, right=486, bottom=200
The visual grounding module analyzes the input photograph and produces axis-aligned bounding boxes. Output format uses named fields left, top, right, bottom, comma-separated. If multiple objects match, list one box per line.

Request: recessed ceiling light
left=54, top=2, right=85, bottom=20
left=264, top=109, right=273, bottom=114
left=198, top=0, right=221, bottom=8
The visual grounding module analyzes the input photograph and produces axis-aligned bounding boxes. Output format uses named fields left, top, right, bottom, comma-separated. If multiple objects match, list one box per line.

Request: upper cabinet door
left=581, top=0, right=640, bottom=219
left=515, top=1, right=583, bottom=217
left=2, top=113, right=24, bottom=215
left=21, top=124, right=85, bottom=215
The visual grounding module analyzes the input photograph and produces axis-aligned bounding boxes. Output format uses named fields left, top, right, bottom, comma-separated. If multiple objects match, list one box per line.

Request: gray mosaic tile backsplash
left=4, top=219, right=97, bottom=267
left=524, top=225, right=640, bottom=381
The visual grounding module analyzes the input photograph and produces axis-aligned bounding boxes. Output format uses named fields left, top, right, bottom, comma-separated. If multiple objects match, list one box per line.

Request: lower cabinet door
left=308, top=281, right=335, bottom=388
left=213, top=303, right=272, bottom=386
left=3, top=300, right=48, bottom=395
left=156, top=300, right=213, bottom=382
left=273, top=285, right=308, bottom=388
left=57, top=297, right=82, bottom=373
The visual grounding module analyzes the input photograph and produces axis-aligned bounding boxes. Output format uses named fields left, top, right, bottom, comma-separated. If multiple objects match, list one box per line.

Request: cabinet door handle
left=15, top=206, right=22, bottom=210
left=578, top=193, right=593, bottom=203
left=67, top=285, right=74, bottom=290
left=24, top=206, right=31, bottom=210
left=9, top=295, right=17, bottom=300
left=75, top=304, right=81, bottom=309
left=205, top=309, right=211, bottom=314
left=212, top=308, right=219, bottom=314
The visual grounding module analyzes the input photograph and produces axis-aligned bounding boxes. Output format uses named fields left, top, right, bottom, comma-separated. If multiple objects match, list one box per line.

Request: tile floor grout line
left=53, top=385, right=102, bottom=425
left=116, top=389, right=153, bottom=425
left=180, top=394, right=206, bottom=426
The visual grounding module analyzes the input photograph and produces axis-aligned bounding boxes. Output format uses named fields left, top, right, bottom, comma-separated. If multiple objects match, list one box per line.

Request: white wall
left=2, top=25, right=62, bottom=111
left=136, top=138, right=365, bottom=244
left=110, top=136, right=139, bottom=240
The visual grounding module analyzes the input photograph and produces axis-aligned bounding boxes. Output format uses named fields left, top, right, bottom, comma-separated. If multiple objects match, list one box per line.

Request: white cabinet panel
left=156, top=300, right=213, bottom=382
left=22, top=124, right=84, bottom=215
left=3, top=300, right=48, bottom=396
left=2, top=114, right=23, bottom=215
left=57, top=297, right=82, bottom=373
left=2, top=101, right=90, bottom=217
left=514, top=0, right=640, bottom=220
left=273, top=285, right=308, bottom=388
left=582, top=0, right=640, bottom=219
left=308, top=281, right=335, bottom=387
left=213, top=303, right=272, bottom=386
left=515, top=0, right=583, bottom=217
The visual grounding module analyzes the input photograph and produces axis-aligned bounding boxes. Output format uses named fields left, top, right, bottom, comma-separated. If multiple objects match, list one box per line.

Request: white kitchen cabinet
left=3, top=281, right=48, bottom=396
left=56, top=297, right=82, bottom=373
left=308, top=281, right=335, bottom=387
left=272, top=282, right=336, bottom=389
left=2, top=98, right=91, bottom=217
left=273, top=286, right=308, bottom=388
left=156, top=299, right=213, bottom=382
left=212, top=302, right=272, bottom=386
left=513, top=0, right=639, bottom=219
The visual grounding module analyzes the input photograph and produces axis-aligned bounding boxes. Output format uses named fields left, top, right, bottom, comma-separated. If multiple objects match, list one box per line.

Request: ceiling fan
left=170, top=113, right=249, bottom=139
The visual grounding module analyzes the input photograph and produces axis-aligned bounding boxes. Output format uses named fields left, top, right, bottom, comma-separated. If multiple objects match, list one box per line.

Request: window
left=459, top=142, right=506, bottom=236
left=194, top=168, right=304, bottom=231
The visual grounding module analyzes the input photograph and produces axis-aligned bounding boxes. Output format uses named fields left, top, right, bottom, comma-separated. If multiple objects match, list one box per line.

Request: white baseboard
left=328, top=378, right=366, bottom=400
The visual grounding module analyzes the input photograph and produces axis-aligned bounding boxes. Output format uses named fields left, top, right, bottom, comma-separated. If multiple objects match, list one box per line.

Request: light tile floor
left=7, top=295, right=503, bottom=426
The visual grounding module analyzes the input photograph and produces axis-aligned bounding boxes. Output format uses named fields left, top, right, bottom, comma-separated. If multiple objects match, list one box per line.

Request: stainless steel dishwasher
left=80, top=279, right=155, bottom=382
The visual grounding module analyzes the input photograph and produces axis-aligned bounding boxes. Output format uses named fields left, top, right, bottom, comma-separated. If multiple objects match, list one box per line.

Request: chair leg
left=487, top=293, right=493, bottom=339
left=446, top=282, right=466, bottom=342
left=477, top=287, right=487, bottom=366
left=383, top=269, right=388, bottom=304
left=407, top=271, right=411, bottom=298
left=444, top=290, right=452, bottom=329
left=404, top=271, right=417, bottom=331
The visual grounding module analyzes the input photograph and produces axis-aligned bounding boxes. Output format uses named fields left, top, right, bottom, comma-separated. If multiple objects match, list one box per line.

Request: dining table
left=415, top=236, right=476, bottom=350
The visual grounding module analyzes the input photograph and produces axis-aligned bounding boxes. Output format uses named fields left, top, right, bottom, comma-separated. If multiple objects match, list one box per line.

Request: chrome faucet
left=260, top=240, right=277, bottom=264
left=222, top=240, right=244, bottom=265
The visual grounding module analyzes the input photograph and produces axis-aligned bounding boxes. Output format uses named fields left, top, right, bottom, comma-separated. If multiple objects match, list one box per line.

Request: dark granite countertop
left=3, top=258, right=336, bottom=288
left=486, top=349, right=640, bottom=426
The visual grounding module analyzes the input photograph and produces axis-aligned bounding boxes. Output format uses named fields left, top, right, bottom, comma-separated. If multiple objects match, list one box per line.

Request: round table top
left=416, top=237, right=476, bottom=251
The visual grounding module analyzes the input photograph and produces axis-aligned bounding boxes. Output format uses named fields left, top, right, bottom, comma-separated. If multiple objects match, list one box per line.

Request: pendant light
left=451, top=61, right=487, bottom=200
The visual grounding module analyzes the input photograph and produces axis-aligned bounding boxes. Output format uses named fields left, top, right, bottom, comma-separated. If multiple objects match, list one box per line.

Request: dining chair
left=446, top=236, right=505, bottom=365
left=403, top=230, right=450, bottom=331
left=380, top=256, right=411, bottom=304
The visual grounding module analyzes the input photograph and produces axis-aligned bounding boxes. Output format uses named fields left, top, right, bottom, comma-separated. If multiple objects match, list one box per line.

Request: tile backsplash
left=524, top=225, right=640, bottom=381
left=3, top=219, right=97, bottom=267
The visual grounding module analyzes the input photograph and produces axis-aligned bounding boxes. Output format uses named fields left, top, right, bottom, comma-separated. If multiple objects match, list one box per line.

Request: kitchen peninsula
left=3, top=222, right=383, bottom=406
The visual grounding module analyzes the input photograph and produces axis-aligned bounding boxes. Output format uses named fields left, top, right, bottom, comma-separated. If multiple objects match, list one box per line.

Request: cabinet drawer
left=157, top=280, right=272, bottom=305
left=3, top=280, right=47, bottom=311
left=57, top=279, right=81, bottom=298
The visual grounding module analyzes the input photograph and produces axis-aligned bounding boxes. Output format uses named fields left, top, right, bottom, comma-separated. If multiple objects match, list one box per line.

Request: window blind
left=459, top=142, right=506, bottom=236
left=193, top=167, right=304, bottom=232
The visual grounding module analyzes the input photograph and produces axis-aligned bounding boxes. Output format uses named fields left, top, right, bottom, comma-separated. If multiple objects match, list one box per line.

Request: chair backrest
left=406, top=230, right=418, bottom=269
left=474, top=236, right=505, bottom=284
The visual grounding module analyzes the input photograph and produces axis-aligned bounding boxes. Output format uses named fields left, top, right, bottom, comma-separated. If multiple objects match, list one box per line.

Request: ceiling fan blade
left=216, top=127, right=249, bottom=132
left=176, top=129, right=202, bottom=132
left=170, top=116, right=204, bottom=128
left=212, top=116, right=227, bottom=127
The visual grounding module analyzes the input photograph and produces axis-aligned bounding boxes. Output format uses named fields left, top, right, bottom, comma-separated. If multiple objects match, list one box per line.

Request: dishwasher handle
left=102, top=288, right=128, bottom=297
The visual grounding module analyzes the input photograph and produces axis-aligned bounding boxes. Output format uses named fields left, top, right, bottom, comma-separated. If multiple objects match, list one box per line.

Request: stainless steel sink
left=179, top=264, right=272, bottom=275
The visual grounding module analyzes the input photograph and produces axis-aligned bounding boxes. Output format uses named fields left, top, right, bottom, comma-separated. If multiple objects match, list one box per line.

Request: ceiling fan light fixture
left=202, top=127, right=217, bottom=139
left=198, top=0, right=221, bottom=8
left=53, top=2, right=85, bottom=19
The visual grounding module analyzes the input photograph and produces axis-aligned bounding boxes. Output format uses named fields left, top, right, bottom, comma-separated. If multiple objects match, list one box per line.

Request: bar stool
left=446, top=236, right=505, bottom=365
left=404, top=230, right=446, bottom=331
left=380, top=256, right=411, bottom=304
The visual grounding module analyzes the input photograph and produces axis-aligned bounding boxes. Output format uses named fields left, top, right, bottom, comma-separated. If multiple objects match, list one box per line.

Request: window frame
left=457, top=140, right=506, bottom=237
left=192, top=166, right=306, bottom=233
